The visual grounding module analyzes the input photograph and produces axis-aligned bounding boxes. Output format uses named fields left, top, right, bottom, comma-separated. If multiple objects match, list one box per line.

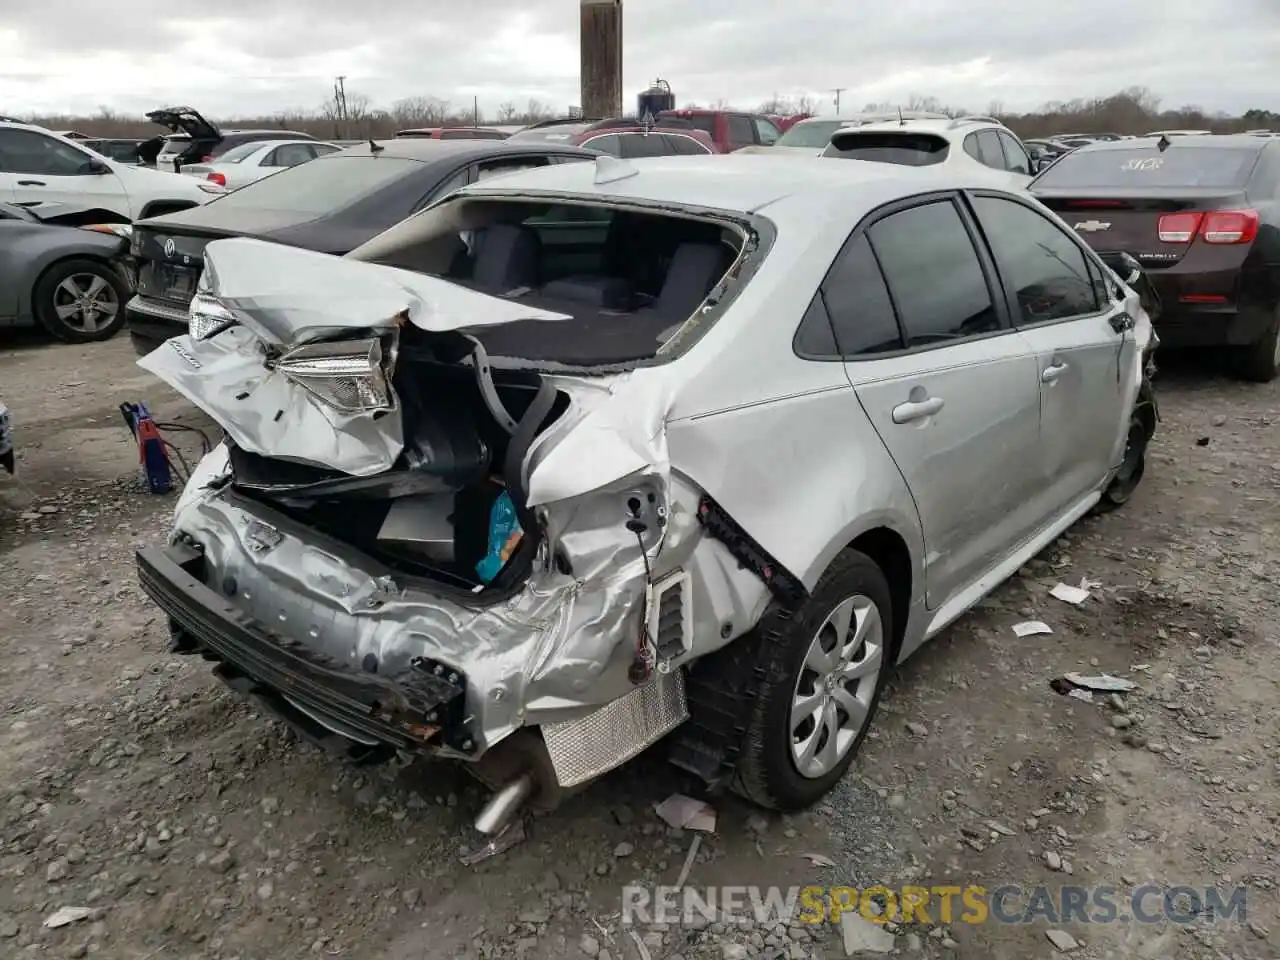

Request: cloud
left=0, top=0, right=1277, bottom=119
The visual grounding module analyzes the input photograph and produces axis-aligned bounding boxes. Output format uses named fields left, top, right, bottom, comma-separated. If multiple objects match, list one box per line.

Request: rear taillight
left=1158, top=209, right=1259, bottom=245
left=1200, top=209, right=1259, bottom=244
left=206, top=172, right=226, bottom=186
left=1157, top=212, right=1202, bottom=243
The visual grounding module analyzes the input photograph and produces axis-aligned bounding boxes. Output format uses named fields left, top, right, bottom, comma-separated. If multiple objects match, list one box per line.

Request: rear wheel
left=32, top=258, right=129, bottom=344
left=732, top=550, right=892, bottom=812
left=1230, top=309, right=1280, bottom=383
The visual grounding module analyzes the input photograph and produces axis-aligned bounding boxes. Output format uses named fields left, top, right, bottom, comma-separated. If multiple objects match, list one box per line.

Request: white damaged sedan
left=135, top=154, right=1159, bottom=837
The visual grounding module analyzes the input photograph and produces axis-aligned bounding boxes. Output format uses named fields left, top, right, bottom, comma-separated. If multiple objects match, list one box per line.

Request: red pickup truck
left=656, top=109, right=783, bottom=152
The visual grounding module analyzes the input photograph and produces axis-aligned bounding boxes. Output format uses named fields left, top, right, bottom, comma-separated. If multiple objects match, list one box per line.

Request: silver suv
left=135, top=154, right=1158, bottom=838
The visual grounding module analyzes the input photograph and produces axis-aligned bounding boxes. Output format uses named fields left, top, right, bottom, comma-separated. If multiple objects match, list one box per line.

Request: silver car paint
left=143, top=155, right=1152, bottom=766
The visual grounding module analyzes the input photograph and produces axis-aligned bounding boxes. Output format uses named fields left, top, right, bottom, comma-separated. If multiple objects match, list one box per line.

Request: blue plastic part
left=475, top=491, right=520, bottom=583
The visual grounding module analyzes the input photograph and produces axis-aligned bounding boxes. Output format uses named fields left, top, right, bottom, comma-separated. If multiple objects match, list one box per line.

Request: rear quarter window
left=823, top=132, right=950, bottom=166
left=1032, top=146, right=1261, bottom=189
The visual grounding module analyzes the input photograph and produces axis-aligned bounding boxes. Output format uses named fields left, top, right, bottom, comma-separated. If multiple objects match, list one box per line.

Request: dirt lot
left=1, top=333, right=1277, bottom=960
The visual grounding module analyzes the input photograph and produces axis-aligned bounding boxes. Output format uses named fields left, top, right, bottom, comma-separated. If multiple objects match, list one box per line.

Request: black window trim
left=793, top=190, right=1015, bottom=363
left=962, top=188, right=1116, bottom=332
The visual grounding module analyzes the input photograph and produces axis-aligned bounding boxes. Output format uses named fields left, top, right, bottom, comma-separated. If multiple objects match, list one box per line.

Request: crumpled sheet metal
left=138, top=237, right=577, bottom=477
left=177, top=478, right=657, bottom=745
left=138, top=327, right=406, bottom=477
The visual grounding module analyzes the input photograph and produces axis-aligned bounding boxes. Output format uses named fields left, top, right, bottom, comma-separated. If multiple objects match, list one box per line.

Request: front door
left=0, top=128, right=129, bottom=221
left=968, top=192, right=1131, bottom=516
left=836, top=197, right=1045, bottom=607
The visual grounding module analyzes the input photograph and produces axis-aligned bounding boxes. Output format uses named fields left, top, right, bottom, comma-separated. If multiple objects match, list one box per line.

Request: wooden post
left=580, top=0, right=622, bottom=120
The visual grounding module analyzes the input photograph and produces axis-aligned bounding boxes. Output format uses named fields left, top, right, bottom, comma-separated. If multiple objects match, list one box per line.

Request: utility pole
left=473, top=95, right=479, bottom=127
left=334, top=75, right=348, bottom=136
left=833, top=87, right=846, bottom=115
left=580, top=0, right=623, bottom=120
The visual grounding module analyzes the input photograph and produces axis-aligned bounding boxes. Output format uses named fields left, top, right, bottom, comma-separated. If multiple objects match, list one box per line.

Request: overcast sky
left=1, top=1, right=1277, bottom=120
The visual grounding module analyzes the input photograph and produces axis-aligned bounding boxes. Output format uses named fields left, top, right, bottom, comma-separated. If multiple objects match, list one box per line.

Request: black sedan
left=125, top=139, right=600, bottom=354
left=0, top=203, right=132, bottom=343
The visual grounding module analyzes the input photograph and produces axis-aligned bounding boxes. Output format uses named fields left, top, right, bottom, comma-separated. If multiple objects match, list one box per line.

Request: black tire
left=1095, top=383, right=1155, bottom=513
left=1230, top=309, right=1280, bottom=383
left=732, top=549, right=894, bottom=812
left=32, top=258, right=130, bottom=344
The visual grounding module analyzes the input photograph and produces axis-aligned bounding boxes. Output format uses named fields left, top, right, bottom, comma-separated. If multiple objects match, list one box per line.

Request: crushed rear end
left=133, top=202, right=771, bottom=834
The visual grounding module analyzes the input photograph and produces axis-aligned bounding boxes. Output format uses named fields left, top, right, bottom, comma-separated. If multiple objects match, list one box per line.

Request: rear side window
left=667, top=134, right=710, bottom=156
left=581, top=133, right=622, bottom=157
left=1032, top=146, right=1260, bottom=189
left=974, top=130, right=1004, bottom=169
left=868, top=201, right=1000, bottom=345
left=214, top=142, right=264, bottom=163
left=971, top=196, right=1100, bottom=324
left=753, top=117, right=781, bottom=145
left=823, top=132, right=950, bottom=166
left=663, top=113, right=715, bottom=136
left=998, top=132, right=1031, bottom=175
left=620, top=134, right=669, bottom=159
left=816, top=235, right=902, bottom=356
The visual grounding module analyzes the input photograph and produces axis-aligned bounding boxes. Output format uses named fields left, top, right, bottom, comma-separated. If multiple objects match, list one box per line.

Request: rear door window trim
left=793, top=190, right=1017, bottom=363
left=963, top=188, right=1117, bottom=331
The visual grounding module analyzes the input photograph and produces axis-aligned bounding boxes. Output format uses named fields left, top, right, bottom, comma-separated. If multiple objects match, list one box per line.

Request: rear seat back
left=471, top=224, right=541, bottom=292
left=652, top=242, right=731, bottom=317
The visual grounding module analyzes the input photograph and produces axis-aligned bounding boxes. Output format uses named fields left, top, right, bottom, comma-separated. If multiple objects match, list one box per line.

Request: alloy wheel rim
left=789, top=594, right=884, bottom=779
left=53, top=274, right=118, bottom=333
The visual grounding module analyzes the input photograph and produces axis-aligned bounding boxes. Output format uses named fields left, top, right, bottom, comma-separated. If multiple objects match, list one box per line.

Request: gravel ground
left=1, top=333, right=1277, bottom=960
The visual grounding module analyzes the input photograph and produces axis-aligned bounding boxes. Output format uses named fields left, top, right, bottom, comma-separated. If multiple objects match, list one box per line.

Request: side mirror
left=80, top=158, right=111, bottom=176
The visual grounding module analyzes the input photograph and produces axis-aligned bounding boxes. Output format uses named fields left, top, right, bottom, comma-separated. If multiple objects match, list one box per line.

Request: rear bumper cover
left=137, top=541, right=472, bottom=753
left=1153, top=304, right=1274, bottom=347
left=126, top=294, right=189, bottom=355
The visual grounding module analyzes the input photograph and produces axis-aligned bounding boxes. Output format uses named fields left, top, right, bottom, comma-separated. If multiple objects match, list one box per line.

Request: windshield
left=1032, top=145, right=1260, bottom=189
left=214, top=142, right=264, bottom=163
left=823, top=132, right=950, bottom=166
left=776, top=120, right=845, bottom=149
left=204, top=154, right=420, bottom=214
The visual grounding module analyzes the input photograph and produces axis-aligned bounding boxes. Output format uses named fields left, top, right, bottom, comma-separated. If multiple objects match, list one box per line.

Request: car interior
left=365, top=199, right=746, bottom=366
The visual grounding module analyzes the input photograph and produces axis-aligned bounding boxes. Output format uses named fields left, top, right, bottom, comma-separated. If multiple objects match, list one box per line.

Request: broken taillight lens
left=188, top=292, right=238, bottom=341
left=276, top=339, right=394, bottom=413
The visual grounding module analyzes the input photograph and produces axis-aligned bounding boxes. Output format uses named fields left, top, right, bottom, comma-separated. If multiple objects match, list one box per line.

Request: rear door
left=968, top=192, right=1129, bottom=516
left=725, top=115, right=757, bottom=152
left=834, top=195, right=1045, bottom=607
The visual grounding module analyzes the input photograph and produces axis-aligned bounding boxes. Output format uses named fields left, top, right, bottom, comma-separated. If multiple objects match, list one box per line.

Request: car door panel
left=0, top=129, right=129, bottom=220
left=968, top=193, right=1126, bottom=516
left=823, top=196, right=1045, bottom=607
left=849, top=342, right=1044, bottom=607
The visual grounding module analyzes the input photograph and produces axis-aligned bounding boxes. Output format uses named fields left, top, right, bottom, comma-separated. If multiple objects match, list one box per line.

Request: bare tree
left=710, top=97, right=731, bottom=111
left=523, top=98, right=553, bottom=121
left=793, top=94, right=816, bottom=116
left=497, top=101, right=517, bottom=124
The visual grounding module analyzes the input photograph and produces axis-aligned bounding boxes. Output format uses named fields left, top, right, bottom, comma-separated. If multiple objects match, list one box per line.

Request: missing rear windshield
left=1033, top=146, right=1259, bottom=189
left=822, top=132, right=950, bottom=165
left=351, top=197, right=755, bottom=368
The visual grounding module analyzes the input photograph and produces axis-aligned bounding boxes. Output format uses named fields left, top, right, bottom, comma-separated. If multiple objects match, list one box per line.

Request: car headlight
left=275, top=338, right=394, bottom=413
left=188, top=292, right=238, bottom=341
left=81, top=223, right=133, bottom=240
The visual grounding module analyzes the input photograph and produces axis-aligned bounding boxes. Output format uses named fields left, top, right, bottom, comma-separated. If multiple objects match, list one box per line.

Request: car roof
left=456, top=153, right=1022, bottom=217
left=834, top=116, right=1005, bottom=138
left=329, top=138, right=596, bottom=162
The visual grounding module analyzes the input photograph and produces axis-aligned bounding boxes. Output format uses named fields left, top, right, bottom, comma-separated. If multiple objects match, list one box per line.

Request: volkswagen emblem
left=163, top=238, right=176, bottom=257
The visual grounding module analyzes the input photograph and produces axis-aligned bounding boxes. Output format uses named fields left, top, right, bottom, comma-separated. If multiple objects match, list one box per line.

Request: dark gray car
left=0, top=203, right=132, bottom=342
left=125, top=138, right=599, bottom=354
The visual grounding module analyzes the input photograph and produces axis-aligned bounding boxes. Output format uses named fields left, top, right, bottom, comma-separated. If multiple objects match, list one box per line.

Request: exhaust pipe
left=474, top=771, right=536, bottom=835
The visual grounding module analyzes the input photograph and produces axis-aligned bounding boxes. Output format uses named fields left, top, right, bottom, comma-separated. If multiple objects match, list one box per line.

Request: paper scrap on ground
left=1013, top=620, right=1053, bottom=637
left=654, top=794, right=716, bottom=832
left=801, top=852, right=837, bottom=867
left=1051, top=582, right=1091, bottom=604
left=1067, top=688, right=1094, bottom=702
left=43, top=906, right=92, bottom=929
left=1064, top=672, right=1137, bottom=693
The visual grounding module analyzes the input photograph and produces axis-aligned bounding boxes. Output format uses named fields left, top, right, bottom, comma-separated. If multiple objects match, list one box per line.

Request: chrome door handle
left=892, top=396, right=944, bottom=424
left=1041, top=361, right=1068, bottom=383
